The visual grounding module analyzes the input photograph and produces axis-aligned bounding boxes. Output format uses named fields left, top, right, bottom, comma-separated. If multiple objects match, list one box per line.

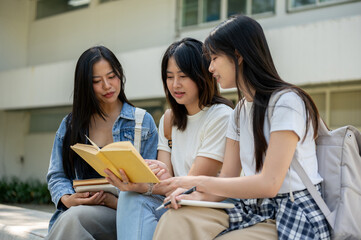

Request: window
left=181, top=0, right=275, bottom=27
left=305, top=82, right=361, bottom=130
left=36, top=0, right=89, bottom=19
left=223, top=81, right=361, bottom=130
left=288, top=0, right=354, bottom=11
left=29, top=107, right=71, bottom=133
left=99, top=0, right=118, bottom=3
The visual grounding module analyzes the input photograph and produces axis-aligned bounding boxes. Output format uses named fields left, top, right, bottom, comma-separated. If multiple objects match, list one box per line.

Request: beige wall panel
left=0, top=0, right=30, bottom=71
left=23, top=133, right=55, bottom=182
left=0, top=111, right=28, bottom=179
left=28, top=0, right=176, bottom=66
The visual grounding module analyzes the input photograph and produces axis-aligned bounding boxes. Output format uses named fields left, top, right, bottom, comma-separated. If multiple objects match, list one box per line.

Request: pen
left=155, top=186, right=197, bottom=211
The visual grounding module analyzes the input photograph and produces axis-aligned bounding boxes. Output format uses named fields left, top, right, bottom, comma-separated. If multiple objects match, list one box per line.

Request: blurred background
left=0, top=0, right=360, bottom=187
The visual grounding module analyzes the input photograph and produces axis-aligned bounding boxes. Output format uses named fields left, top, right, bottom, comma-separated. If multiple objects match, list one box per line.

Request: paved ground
left=0, top=204, right=52, bottom=239
left=8, top=204, right=55, bottom=213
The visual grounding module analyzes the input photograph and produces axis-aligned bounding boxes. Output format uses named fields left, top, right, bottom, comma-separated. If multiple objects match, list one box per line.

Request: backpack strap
left=163, top=109, right=173, bottom=148
left=268, top=89, right=334, bottom=229
left=134, top=107, right=146, bottom=153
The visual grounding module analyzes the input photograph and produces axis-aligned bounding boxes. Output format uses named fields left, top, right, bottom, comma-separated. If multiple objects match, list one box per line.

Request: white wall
left=1, top=14, right=360, bottom=109
left=23, top=133, right=55, bottom=182
left=0, top=0, right=31, bottom=71
left=0, top=111, right=28, bottom=180
left=27, top=0, right=176, bottom=66
left=268, top=15, right=361, bottom=85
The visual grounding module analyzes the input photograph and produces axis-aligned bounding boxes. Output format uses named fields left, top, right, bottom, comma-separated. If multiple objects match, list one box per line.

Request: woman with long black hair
left=105, top=38, right=233, bottom=240
left=46, top=46, right=158, bottom=239
left=154, top=15, right=331, bottom=240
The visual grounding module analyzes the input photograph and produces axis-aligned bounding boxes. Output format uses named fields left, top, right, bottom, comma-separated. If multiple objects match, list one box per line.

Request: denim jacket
left=46, top=102, right=158, bottom=229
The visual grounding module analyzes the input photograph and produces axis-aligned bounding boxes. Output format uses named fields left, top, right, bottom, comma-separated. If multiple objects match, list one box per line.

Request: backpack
left=163, top=109, right=173, bottom=149
left=269, top=90, right=361, bottom=240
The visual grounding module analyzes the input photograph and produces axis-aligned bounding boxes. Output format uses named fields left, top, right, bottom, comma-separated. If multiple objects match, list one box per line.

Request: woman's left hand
left=104, top=168, right=147, bottom=193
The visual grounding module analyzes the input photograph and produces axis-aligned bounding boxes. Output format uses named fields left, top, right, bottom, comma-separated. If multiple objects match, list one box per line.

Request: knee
left=158, top=207, right=191, bottom=225
left=60, top=205, right=92, bottom=224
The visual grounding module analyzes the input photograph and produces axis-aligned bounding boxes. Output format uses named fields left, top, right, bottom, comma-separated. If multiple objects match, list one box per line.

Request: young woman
left=153, top=15, right=331, bottom=240
left=105, top=38, right=234, bottom=240
left=46, top=46, right=158, bottom=240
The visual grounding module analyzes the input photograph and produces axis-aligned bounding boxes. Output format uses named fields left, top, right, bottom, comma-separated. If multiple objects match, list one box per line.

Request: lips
left=173, top=91, right=185, bottom=98
left=104, top=92, right=115, bottom=98
left=213, top=75, right=220, bottom=81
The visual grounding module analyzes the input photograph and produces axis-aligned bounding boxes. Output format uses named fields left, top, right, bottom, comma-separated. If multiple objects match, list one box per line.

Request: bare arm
left=164, top=138, right=241, bottom=204
left=165, top=131, right=298, bottom=207
left=195, top=130, right=298, bottom=199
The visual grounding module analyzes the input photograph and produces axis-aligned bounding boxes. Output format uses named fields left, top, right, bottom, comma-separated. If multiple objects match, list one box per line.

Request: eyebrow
left=92, top=71, right=114, bottom=78
left=166, top=70, right=183, bottom=74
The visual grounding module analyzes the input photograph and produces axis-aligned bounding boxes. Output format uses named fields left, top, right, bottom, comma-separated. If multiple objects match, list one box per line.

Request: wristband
left=143, top=183, right=155, bottom=195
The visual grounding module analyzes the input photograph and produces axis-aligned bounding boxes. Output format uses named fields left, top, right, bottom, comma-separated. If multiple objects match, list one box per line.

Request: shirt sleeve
left=270, top=92, right=307, bottom=140
left=157, top=114, right=171, bottom=153
left=226, top=104, right=240, bottom=141
left=197, top=106, right=232, bottom=162
left=46, top=115, right=75, bottom=210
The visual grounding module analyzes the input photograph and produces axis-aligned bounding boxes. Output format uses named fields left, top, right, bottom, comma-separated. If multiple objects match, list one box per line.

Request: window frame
left=287, top=0, right=358, bottom=12
left=178, top=0, right=276, bottom=29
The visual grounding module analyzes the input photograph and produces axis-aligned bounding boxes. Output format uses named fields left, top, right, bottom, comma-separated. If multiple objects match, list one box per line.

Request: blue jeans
left=117, top=191, right=167, bottom=240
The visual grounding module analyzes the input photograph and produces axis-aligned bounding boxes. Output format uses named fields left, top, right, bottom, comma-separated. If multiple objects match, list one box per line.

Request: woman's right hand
left=60, top=191, right=106, bottom=209
left=164, top=187, right=205, bottom=209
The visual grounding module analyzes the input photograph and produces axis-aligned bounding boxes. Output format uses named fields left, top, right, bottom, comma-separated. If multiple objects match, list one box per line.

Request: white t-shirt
left=158, top=104, right=233, bottom=177
left=227, top=91, right=323, bottom=194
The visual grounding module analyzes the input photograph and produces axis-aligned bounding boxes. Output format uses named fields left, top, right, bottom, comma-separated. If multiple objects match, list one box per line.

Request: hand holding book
left=70, top=137, right=160, bottom=183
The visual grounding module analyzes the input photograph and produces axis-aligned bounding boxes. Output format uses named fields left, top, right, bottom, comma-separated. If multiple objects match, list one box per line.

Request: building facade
left=0, top=0, right=360, bottom=182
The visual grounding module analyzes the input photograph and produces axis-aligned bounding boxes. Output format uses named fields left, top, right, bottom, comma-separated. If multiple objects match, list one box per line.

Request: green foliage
left=0, top=177, right=51, bottom=204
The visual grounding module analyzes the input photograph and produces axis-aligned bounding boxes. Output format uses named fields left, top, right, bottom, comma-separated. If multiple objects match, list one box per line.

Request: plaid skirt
left=222, top=184, right=331, bottom=239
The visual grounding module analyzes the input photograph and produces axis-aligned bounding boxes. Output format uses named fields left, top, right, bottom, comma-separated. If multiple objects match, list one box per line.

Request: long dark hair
left=161, top=38, right=233, bottom=131
left=204, top=15, right=319, bottom=172
left=62, top=46, right=133, bottom=179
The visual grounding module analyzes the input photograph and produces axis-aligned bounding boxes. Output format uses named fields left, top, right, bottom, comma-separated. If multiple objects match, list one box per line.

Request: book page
left=100, top=149, right=159, bottom=183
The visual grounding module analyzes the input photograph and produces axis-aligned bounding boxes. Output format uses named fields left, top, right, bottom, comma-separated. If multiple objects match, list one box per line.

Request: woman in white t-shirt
left=153, top=16, right=331, bottom=240
left=104, top=38, right=233, bottom=240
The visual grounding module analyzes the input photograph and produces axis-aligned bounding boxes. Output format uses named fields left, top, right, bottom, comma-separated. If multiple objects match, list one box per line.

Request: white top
left=158, top=104, right=233, bottom=177
left=227, top=91, right=323, bottom=194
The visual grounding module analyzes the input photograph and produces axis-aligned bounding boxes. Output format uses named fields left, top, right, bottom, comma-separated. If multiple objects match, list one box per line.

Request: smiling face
left=92, top=59, right=121, bottom=107
left=166, top=57, right=200, bottom=115
left=209, top=53, right=254, bottom=101
left=208, top=53, right=238, bottom=89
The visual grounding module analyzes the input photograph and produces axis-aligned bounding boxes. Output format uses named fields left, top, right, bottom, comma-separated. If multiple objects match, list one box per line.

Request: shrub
left=0, top=177, right=51, bottom=204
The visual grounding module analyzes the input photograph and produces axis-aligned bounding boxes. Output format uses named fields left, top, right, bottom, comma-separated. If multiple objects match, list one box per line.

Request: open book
left=73, top=178, right=119, bottom=196
left=70, top=137, right=159, bottom=183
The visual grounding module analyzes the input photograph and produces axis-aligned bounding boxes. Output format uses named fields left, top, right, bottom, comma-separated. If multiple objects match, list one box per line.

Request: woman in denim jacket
left=46, top=46, right=158, bottom=240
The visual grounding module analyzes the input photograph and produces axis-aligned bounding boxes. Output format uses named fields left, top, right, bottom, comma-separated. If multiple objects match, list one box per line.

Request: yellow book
left=70, top=138, right=159, bottom=183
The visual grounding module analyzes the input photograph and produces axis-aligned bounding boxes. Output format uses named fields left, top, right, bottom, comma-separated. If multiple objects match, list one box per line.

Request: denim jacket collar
left=117, top=102, right=135, bottom=121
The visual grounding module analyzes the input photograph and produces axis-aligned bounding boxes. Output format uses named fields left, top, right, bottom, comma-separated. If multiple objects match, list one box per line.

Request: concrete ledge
left=0, top=204, right=51, bottom=240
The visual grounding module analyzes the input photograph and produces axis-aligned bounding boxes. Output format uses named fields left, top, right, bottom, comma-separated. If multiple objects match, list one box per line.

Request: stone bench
left=0, top=204, right=51, bottom=240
